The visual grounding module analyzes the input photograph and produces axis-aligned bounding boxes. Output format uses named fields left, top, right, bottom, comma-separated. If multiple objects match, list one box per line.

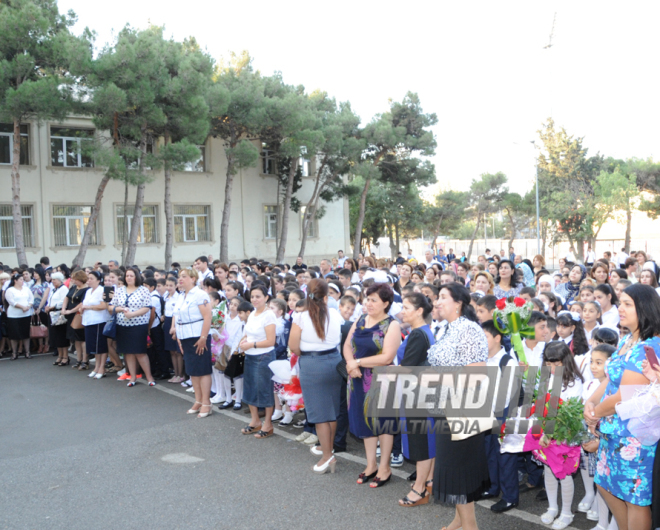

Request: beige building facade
left=0, top=117, right=352, bottom=268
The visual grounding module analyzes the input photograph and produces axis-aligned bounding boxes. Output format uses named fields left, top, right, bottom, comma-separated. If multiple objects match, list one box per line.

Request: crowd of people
left=2, top=245, right=660, bottom=530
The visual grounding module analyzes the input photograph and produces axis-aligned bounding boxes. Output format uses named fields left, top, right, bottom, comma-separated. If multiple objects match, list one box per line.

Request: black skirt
left=85, top=323, right=109, bottom=354
left=49, top=323, right=69, bottom=349
left=7, top=316, right=31, bottom=340
left=66, top=316, right=85, bottom=342
left=116, top=323, right=148, bottom=354
left=433, top=430, right=490, bottom=505
left=162, top=316, right=180, bottom=352
left=181, top=336, right=212, bottom=377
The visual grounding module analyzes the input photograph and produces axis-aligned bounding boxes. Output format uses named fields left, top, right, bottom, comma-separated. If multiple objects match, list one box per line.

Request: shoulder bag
left=103, top=308, right=117, bottom=339
left=30, top=314, right=49, bottom=338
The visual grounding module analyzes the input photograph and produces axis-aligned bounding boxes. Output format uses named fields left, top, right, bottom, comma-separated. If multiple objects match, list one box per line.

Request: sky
left=59, top=0, right=660, bottom=197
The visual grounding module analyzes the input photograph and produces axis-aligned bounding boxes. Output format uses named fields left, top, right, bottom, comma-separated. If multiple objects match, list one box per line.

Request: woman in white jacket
left=46, top=272, right=71, bottom=365
left=5, top=273, right=34, bottom=360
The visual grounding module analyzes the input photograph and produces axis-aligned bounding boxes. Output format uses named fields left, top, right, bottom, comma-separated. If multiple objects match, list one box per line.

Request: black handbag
left=224, top=352, right=245, bottom=379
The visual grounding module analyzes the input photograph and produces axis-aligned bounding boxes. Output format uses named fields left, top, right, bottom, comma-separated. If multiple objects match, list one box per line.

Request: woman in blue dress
left=344, top=282, right=401, bottom=488
left=584, top=283, right=659, bottom=530
left=396, top=292, right=436, bottom=507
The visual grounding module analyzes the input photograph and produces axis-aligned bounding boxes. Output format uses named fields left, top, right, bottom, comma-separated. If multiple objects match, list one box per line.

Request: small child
left=163, top=277, right=184, bottom=383
left=579, top=343, right=616, bottom=529
left=539, top=341, right=585, bottom=529
left=219, top=300, right=252, bottom=410
left=339, top=295, right=356, bottom=324
left=579, top=285, right=595, bottom=303
left=287, top=289, right=305, bottom=317
left=269, top=298, right=294, bottom=426
left=344, top=287, right=363, bottom=321
left=582, top=301, right=602, bottom=343
left=209, top=292, right=228, bottom=404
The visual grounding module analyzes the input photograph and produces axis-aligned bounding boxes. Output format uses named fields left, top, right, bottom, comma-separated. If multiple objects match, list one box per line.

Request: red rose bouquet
left=493, top=296, right=535, bottom=365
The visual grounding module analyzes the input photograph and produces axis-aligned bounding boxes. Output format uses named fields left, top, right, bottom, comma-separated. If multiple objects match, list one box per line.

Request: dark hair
left=612, top=268, right=628, bottom=280
left=88, top=270, right=104, bottom=285
left=556, top=313, right=589, bottom=355
left=33, top=267, right=47, bottom=284
left=528, top=311, right=548, bottom=327
left=237, top=301, right=254, bottom=313
left=278, top=289, right=290, bottom=301
left=481, top=320, right=502, bottom=339
left=156, top=278, right=166, bottom=287
left=440, top=282, right=478, bottom=322
left=583, top=300, right=603, bottom=324
left=403, top=292, right=432, bottom=319
left=249, top=284, right=269, bottom=301
left=209, top=291, right=222, bottom=304
left=592, top=343, right=616, bottom=359
left=337, top=268, right=352, bottom=279
left=476, top=294, right=497, bottom=311
left=592, top=327, right=619, bottom=346
left=225, top=281, right=244, bottom=297
left=420, top=283, right=439, bottom=297
left=195, top=255, right=208, bottom=264
left=595, top=283, right=619, bottom=307
left=495, top=259, right=521, bottom=287
left=40, top=256, right=50, bottom=266
left=340, top=295, right=357, bottom=307
left=542, top=341, right=584, bottom=390
left=530, top=298, right=545, bottom=313
left=520, top=286, right=536, bottom=298
left=203, top=277, right=221, bottom=291
left=144, top=278, right=157, bottom=289
left=621, top=283, right=660, bottom=341
left=58, top=263, right=71, bottom=279
left=125, top=267, right=143, bottom=287
left=295, top=299, right=307, bottom=309
left=365, top=282, right=394, bottom=313
left=306, top=279, right=330, bottom=340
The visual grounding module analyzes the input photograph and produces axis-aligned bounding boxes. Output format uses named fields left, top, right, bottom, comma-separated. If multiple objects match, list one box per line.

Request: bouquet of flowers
left=493, top=296, right=535, bottom=365
left=523, top=395, right=587, bottom=479
left=210, top=300, right=228, bottom=363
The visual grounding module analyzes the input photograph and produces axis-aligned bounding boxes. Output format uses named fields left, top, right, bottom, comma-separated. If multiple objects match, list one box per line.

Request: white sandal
left=551, top=514, right=574, bottom=530
left=540, top=508, right=558, bottom=525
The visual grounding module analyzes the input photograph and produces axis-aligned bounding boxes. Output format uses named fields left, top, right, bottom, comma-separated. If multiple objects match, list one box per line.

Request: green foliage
left=549, top=397, right=587, bottom=446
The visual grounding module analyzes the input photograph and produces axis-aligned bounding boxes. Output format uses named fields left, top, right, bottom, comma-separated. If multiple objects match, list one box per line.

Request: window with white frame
left=52, top=205, right=98, bottom=246
left=262, top=144, right=275, bottom=174
left=300, top=206, right=317, bottom=238
left=173, top=205, right=210, bottom=242
left=115, top=204, right=158, bottom=245
left=0, top=124, right=30, bottom=165
left=264, top=205, right=278, bottom=239
left=299, top=146, right=310, bottom=177
left=183, top=145, right=206, bottom=172
left=0, top=204, right=34, bottom=248
left=50, top=127, right=94, bottom=167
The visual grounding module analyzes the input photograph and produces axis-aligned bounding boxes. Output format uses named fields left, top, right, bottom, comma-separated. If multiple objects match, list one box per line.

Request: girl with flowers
left=584, top=284, right=659, bottom=530
left=536, top=341, right=584, bottom=529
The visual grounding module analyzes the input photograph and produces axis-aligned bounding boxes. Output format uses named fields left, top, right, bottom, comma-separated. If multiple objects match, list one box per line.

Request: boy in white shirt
left=482, top=321, right=521, bottom=513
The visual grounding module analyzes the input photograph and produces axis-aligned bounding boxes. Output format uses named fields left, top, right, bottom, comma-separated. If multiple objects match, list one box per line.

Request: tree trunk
left=387, top=223, right=397, bottom=259
left=124, top=127, right=148, bottom=267
left=395, top=223, right=401, bottom=257
left=72, top=173, right=111, bottom=268
left=576, top=239, right=585, bottom=263
left=298, top=161, right=326, bottom=259
left=275, top=157, right=300, bottom=263
left=163, top=131, right=174, bottom=270
left=219, top=133, right=238, bottom=263
left=121, top=177, right=129, bottom=265
left=11, top=118, right=27, bottom=266
left=352, top=175, right=371, bottom=260
left=466, top=215, right=481, bottom=262
left=506, top=209, right=516, bottom=250
left=624, top=202, right=632, bottom=253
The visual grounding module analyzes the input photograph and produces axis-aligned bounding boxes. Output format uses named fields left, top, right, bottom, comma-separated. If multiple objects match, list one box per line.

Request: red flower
left=558, top=398, right=564, bottom=405
left=528, top=404, right=536, bottom=417
left=500, top=422, right=506, bottom=434
left=514, top=297, right=526, bottom=307
left=495, top=298, right=506, bottom=310
left=543, top=405, right=549, bottom=418
left=545, top=393, right=552, bottom=403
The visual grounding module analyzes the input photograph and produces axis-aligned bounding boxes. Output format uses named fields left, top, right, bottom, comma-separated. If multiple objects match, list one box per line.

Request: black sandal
left=357, top=470, right=378, bottom=485
left=369, top=473, right=392, bottom=488
left=399, top=487, right=429, bottom=507
left=241, top=424, right=261, bottom=435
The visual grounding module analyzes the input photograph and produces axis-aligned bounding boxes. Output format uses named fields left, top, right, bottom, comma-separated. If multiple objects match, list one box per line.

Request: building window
left=52, top=205, right=98, bottom=246
left=299, top=146, right=310, bottom=177
left=0, top=124, right=30, bottom=165
left=126, top=138, right=155, bottom=170
left=50, top=127, right=94, bottom=168
left=262, top=144, right=275, bottom=174
left=0, top=204, right=34, bottom=248
left=174, top=205, right=210, bottom=242
left=115, top=205, right=158, bottom=245
left=183, top=145, right=206, bottom=172
left=300, top=206, right=317, bottom=238
left=264, top=205, right=278, bottom=239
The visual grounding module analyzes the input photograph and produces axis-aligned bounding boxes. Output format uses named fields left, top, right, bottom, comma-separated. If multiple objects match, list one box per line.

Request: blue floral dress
left=594, top=335, right=659, bottom=506
left=347, top=315, right=393, bottom=439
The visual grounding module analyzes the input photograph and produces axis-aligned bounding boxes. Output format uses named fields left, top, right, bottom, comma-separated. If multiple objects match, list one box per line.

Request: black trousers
left=334, top=377, right=349, bottom=449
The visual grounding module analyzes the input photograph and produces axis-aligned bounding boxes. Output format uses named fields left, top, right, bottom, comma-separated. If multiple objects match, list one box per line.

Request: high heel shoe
left=60, top=357, right=70, bottom=366
left=313, top=456, right=336, bottom=474
left=187, top=402, right=202, bottom=414
left=197, top=403, right=213, bottom=418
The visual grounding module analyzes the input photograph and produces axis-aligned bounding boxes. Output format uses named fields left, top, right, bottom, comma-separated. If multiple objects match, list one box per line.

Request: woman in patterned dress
left=584, top=283, right=659, bottom=530
left=493, top=260, right=523, bottom=299
left=343, top=283, right=401, bottom=488
left=427, top=282, right=490, bottom=530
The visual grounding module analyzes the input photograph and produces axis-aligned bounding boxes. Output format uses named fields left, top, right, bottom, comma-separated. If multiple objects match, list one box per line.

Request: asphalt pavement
left=0, top=354, right=598, bottom=530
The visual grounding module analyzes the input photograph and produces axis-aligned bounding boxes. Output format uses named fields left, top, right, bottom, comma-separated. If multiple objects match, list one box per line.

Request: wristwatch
left=356, top=359, right=361, bottom=366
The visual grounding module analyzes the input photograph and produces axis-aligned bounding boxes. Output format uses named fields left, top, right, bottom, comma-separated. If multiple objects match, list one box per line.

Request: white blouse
left=5, top=285, right=34, bottom=318
left=48, top=285, right=68, bottom=311
left=292, top=308, right=342, bottom=352
left=427, top=317, right=488, bottom=367
left=164, top=291, right=180, bottom=318
left=601, top=306, right=620, bottom=330
left=173, top=286, right=210, bottom=340
left=243, top=308, right=277, bottom=356
left=82, top=286, right=110, bottom=326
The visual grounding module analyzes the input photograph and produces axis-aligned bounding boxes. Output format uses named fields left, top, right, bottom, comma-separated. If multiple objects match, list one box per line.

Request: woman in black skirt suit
left=46, top=273, right=70, bottom=365
left=170, top=268, right=212, bottom=418
left=109, top=267, right=155, bottom=387
left=63, top=270, right=89, bottom=370
left=426, top=282, right=490, bottom=530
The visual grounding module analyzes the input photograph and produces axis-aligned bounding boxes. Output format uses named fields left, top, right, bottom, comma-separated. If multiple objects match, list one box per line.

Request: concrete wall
left=0, top=117, right=352, bottom=268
